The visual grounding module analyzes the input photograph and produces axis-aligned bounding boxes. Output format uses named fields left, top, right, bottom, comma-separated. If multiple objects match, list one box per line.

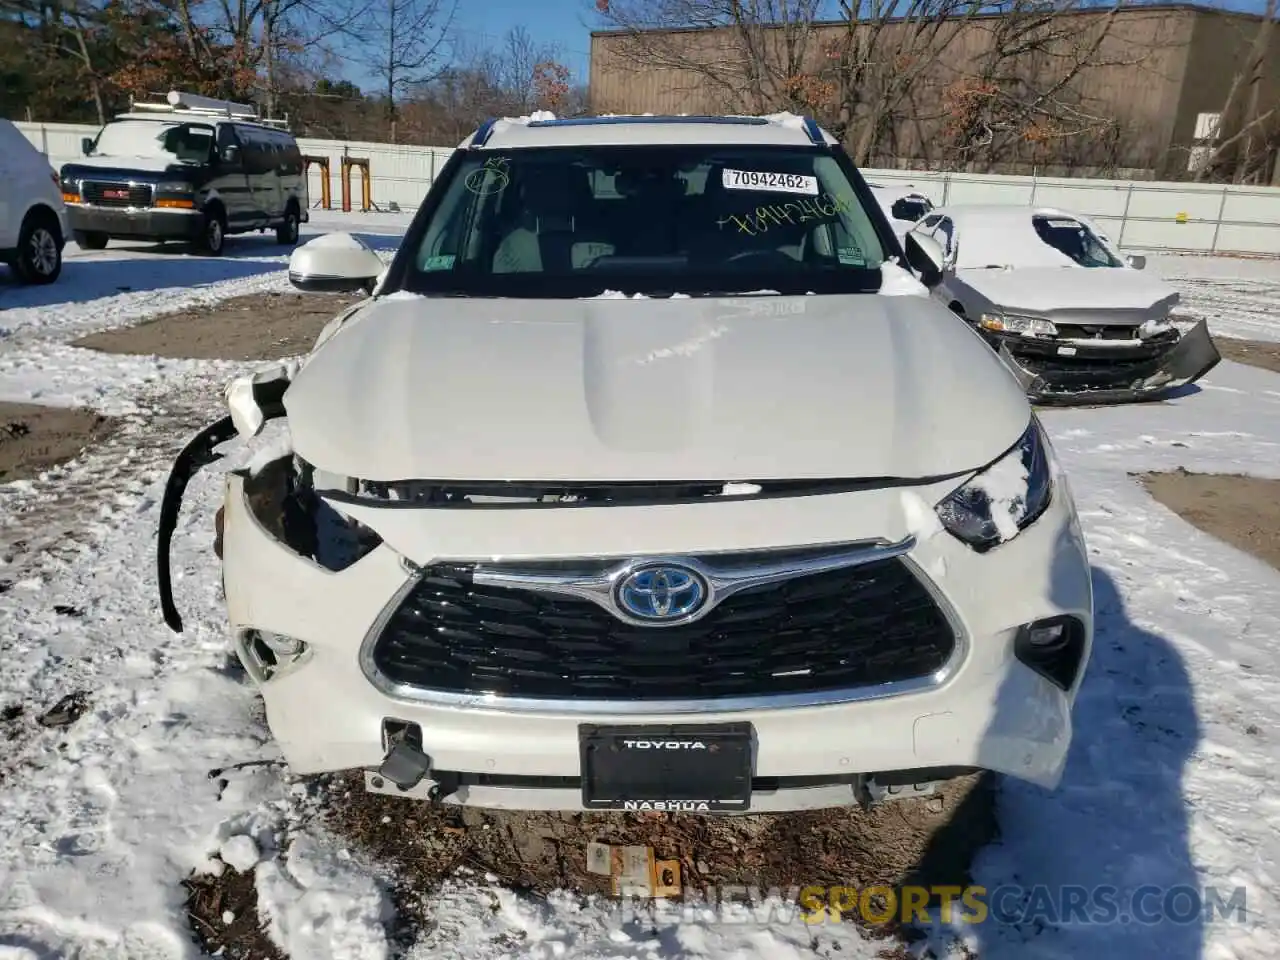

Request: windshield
left=400, top=144, right=893, bottom=297
left=1032, top=215, right=1122, bottom=268
left=90, top=120, right=215, bottom=164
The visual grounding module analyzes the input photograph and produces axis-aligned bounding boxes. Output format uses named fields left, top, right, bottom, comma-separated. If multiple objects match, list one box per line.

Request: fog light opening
left=240, top=629, right=309, bottom=682
left=1015, top=615, right=1086, bottom=690
left=260, top=630, right=305, bottom=658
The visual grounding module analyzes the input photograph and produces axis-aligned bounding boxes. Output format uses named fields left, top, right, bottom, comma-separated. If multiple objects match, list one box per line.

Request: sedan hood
left=283, top=292, right=1030, bottom=483
left=960, top=265, right=1179, bottom=324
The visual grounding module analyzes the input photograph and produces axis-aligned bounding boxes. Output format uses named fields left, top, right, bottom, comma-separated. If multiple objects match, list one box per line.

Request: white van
left=0, top=119, right=69, bottom=285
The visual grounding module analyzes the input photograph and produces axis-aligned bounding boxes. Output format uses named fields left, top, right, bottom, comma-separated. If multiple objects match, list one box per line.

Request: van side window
left=237, top=127, right=272, bottom=176
left=216, top=124, right=240, bottom=160
left=280, top=136, right=303, bottom=176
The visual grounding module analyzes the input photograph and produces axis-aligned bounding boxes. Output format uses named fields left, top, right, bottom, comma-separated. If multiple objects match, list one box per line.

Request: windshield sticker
left=722, top=168, right=819, bottom=196
left=837, top=246, right=865, bottom=265
left=421, top=254, right=456, bottom=271
left=464, top=156, right=510, bottom=196
left=716, top=193, right=853, bottom=236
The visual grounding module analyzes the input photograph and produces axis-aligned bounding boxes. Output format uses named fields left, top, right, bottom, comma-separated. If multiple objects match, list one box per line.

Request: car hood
left=282, top=292, right=1031, bottom=483
left=61, top=156, right=195, bottom=176
left=959, top=265, right=1179, bottom=323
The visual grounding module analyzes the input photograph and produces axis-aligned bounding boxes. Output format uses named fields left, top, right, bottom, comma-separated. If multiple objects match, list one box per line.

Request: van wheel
left=197, top=207, right=227, bottom=256
left=276, top=205, right=300, bottom=245
left=74, top=230, right=109, bottom=250
left=15, top=211, right=63, bottom=285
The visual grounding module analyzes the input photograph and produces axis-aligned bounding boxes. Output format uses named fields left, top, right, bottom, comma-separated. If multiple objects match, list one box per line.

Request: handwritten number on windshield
left=717, top=194, right=852, bottom=236
left=465, top=157, right=510, bottom=196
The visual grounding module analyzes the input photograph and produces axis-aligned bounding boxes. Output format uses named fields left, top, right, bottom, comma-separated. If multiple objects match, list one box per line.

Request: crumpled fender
left=997, top=319, right=1221, bottom=406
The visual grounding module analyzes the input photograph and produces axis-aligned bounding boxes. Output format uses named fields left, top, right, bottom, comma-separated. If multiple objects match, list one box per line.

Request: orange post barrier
left=302, top=155, right=331, bottom=210
left=341, top=157, right=372, bottom=212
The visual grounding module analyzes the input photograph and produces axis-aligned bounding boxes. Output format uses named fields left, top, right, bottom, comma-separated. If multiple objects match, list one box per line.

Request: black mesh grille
left=1053, top=325, right=1139, bottom=340
left=82, top=182, right=152, bottom=208
left=369, top=557, right=956, bottom=701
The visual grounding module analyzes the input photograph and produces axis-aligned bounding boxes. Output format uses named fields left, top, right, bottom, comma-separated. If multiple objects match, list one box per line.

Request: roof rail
left=524, top=115, right=771, bottom=128
left=125, top=90, right=290, bottom=130
left=472, top=118, right=498, bottom=147
left=801, top=116, right=825, bottom=145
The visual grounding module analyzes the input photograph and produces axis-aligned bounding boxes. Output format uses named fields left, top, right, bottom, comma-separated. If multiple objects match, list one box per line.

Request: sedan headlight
left=155, top=181, right=193, bottom=193
left=935, top=419, right=1053, bottom=551
left=979, top=313, right=1058, bottom=337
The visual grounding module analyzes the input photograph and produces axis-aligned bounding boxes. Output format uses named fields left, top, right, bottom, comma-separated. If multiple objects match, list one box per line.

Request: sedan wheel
left=16, top=220, right=62, bottom=285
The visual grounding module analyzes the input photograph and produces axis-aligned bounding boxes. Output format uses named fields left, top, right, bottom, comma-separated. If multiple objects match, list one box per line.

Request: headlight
left=156, top=181, right=193, bottom=193
left=979, top=313, right=1058, bottom=337
left=935, top=419, right=1053, bottom=551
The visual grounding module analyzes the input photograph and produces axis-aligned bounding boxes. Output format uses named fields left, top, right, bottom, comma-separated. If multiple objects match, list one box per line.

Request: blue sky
left=343, top=0, right=1276, bottom=92
left=448, top=0, right=599, bottom=79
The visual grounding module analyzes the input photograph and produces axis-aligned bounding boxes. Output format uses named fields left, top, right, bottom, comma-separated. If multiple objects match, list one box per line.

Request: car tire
left=196, top=207, right=227, bottom=256
left=74, top=230, right=109, bottom=250
left=14, top=211, right=63, bottom=285
left=276, top=205, right=300, bottom=245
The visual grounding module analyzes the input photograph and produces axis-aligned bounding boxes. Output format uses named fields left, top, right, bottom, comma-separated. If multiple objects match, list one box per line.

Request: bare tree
left=1191, top=0, right=1278, bottom=184
left=360, top=0, right=457, bottom=136
left=593, top=0, right=1155, bottom=171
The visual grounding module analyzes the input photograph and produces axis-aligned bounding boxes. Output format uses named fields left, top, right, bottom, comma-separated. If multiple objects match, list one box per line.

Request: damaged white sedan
left=910, top=204, right=1220, bottom=404
left=158, top=113, right=1093, bottom=814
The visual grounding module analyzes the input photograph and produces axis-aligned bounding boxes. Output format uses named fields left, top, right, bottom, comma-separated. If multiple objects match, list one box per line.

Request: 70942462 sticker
left=721, top=168, right=819, bottom=196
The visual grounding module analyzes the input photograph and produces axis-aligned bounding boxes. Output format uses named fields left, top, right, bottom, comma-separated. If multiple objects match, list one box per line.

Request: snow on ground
left=1, top=243, right=1280, bottom=959
left=1150, top=254, right=1280, bottom=344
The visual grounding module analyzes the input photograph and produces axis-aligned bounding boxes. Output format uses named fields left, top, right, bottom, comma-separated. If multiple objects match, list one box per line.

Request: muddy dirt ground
left=1214, top=338, right=1280, bottom=375
left=0, top=402, right=117, bottom=484
left=1141, top=470, right=1280, bottom=570
left=72, top=290, right=365, bottom=361
left=187, top=771, right=996, bottom=959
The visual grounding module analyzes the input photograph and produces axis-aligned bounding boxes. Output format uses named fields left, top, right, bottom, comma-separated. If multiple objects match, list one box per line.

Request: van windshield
left=90, top=120, right=215, bottom=164
left=401, top=145, right=893, bottom=298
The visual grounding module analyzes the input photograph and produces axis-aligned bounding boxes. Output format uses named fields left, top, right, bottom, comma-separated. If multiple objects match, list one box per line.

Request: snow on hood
left=65, top=154, right=194, bottom=173
left=959, top=265, right=1180, bottom=322
left=282, top=292, right=1029, bottom=483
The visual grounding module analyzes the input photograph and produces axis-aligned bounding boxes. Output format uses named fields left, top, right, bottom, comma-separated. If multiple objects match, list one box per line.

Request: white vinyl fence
left=17, top=120, right=1280, bottom=257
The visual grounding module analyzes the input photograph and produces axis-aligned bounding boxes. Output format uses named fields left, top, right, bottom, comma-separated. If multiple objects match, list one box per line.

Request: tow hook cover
left=377, top=741, right=433, bottom=791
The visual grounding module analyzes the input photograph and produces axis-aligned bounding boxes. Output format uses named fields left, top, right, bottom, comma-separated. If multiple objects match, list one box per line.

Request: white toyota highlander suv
left=158, top=113, right=1093, bottom=814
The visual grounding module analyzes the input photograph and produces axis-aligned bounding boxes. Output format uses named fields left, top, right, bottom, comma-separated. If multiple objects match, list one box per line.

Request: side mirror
left=221, top=145, right=240, bottom=164
left=288, top=232, right=384, bottom=294
left=1126, top=254, right=1146, bottom=270
left=904, top=232, right=946, bottom=287
left=81, top=137, right=94, bottom=156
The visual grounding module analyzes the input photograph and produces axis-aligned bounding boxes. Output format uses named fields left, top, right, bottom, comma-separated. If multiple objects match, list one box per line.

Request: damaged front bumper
left=157, top=438, right=1094, bottom=812
left=993, top=319, right=1221, bottom=405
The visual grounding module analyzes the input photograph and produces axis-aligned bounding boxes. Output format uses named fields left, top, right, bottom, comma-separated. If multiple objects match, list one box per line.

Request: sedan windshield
left=90, top=120, right=215, bottom=164
left=400, top=144, right=893, bottom=298
left=1032, top=215, right=1123, bottom=268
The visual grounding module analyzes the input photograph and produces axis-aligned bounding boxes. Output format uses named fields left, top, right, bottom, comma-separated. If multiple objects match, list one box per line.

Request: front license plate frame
left=579, top=722, right=754, bottom=813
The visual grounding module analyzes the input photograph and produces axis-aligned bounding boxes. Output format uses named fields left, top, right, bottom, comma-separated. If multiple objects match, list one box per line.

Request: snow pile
left=878, top=260, right=928, bottom=296
left=255, top=831, right=393, bottom=960
left=220, top=835, right=261, bottom=873
left=411, top=878, right=880, bottom=959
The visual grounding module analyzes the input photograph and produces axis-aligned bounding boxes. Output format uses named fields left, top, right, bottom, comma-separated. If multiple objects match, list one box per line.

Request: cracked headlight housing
left=979, top=313, right=1058, bottom=337
left=935, top=419, right=1054, bottom=551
